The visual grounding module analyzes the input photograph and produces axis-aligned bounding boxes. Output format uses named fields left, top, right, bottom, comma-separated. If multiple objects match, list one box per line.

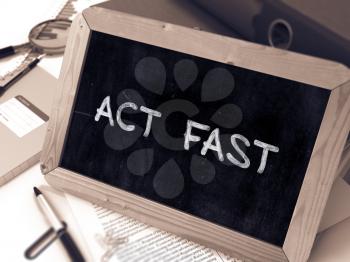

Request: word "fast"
left=184, top=120, right=279, bottom=174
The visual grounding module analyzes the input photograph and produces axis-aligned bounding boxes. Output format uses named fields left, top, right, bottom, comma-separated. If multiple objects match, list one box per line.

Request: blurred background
left=98, top=0, right=350, bottom=66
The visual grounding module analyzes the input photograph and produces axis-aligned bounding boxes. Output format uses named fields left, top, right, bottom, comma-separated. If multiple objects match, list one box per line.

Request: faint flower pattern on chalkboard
left=104, top=57, right=244, bottom=199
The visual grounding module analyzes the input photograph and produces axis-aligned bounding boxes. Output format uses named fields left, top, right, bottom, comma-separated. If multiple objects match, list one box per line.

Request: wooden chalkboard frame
left=41, top=7, right=350, bottom=262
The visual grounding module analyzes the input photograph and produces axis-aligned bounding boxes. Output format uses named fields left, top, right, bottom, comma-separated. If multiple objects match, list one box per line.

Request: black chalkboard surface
left=60, top=31, right=329, bottom=246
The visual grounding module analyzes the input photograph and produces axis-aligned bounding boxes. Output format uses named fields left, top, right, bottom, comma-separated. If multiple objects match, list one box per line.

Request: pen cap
left=24, top=227, right=63, bottom=259
left=0, top=46, right=15, bottom=59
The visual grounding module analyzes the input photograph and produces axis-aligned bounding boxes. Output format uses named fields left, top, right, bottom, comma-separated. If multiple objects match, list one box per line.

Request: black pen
left=0, top=54, right=45, bottom=97
left=25, top=187, right=85, bottom=262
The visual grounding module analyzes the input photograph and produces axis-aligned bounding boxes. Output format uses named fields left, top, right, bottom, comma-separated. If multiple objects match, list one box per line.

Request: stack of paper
left=66, top=194, right=242, bottom=262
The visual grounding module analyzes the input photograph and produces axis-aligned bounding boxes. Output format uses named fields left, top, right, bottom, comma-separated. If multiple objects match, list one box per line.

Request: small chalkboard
left=41, top=7, right=350, bottom=262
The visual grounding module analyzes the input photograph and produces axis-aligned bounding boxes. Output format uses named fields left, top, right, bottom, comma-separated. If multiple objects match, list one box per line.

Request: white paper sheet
left=0, top=96, right=45, bottom=137
left=319, top=177, right=350, bottom=232
left=310, top=216, right=350, bottom=262
left=65, top=194, right=242, bottom=262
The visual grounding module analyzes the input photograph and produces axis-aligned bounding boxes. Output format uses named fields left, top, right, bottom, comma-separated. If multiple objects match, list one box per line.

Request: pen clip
left=24, top=226, right=65, bottom=260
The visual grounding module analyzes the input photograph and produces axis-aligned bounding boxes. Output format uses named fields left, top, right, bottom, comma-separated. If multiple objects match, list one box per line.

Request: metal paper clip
left=95, top=230, right=128, bottom=262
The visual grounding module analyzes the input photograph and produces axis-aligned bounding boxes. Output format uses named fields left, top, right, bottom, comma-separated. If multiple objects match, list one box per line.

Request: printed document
left=66, top=194, right=241, bottom=262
